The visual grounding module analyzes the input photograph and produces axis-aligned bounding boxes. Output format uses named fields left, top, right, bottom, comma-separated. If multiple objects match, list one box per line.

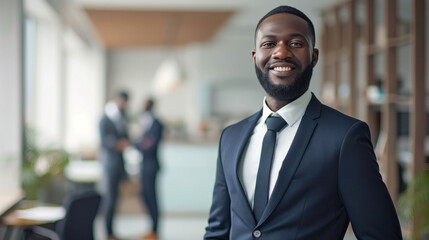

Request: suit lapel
left=231, top=110, right=261, bottom=225
left=257, top=95, right=322, bottom=225
left=106, top=116, right=120, bottom=137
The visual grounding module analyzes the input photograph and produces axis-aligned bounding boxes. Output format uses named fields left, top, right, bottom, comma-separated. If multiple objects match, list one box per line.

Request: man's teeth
left=273, top=66, right=292, bottom=71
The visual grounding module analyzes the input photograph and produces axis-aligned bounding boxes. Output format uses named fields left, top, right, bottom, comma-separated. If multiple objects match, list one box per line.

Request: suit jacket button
left=253, top=230, right=261, bottom=238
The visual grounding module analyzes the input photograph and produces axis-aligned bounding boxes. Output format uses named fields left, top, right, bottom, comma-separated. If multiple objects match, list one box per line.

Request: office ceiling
left=76, top=0, right=341, bottom=49
left=84, top=9, right=234, bottom=48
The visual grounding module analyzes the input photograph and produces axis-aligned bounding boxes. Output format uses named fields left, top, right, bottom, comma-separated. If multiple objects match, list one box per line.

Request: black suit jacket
left=205, top=94, right=402, bottom=240
left=136, top=116, right=163, bottom=170
left=99, top=114, right=128, bottom=178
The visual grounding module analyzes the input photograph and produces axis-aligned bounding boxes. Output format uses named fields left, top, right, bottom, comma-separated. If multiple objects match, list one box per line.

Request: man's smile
left=268, top=63, right=297, bottom=78
left=273, top=66, right=292, bottom=71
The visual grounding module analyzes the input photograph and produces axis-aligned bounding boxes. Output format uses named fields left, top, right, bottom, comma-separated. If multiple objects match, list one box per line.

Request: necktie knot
left=265, top=116, right=287, bottom=132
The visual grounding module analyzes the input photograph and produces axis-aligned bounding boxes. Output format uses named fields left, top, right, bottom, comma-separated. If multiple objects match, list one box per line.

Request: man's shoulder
left=99, top=115, right=116, bottom=130
left=153, top=117, right=163, bottom=127
left=320, top=103, right=360, bottom=122
left=99, top=114, right=109, bottom=123
left=317, top=102, right=368, bottom=132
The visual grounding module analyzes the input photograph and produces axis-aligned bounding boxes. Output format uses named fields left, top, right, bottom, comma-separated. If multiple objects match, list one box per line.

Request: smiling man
left=204, top=5, right=402, bottom=240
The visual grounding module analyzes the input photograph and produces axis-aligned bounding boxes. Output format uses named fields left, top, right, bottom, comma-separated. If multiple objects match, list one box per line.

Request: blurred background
left=0, top=0, right=428, bottom=239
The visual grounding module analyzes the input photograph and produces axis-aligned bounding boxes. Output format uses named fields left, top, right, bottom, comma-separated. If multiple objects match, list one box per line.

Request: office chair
left=31, top=190, right=101, bottom=240
left=56, top=190, right=101, bottom=240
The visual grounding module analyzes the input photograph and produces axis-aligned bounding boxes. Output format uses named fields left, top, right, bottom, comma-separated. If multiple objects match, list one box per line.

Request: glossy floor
left=94, top=214, right=357, bottom=240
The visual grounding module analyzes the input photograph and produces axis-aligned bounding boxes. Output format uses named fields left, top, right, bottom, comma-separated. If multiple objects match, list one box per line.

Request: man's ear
left=312, top=48, right=319, bottom=67
left=252, top=49, right=256, bottom=64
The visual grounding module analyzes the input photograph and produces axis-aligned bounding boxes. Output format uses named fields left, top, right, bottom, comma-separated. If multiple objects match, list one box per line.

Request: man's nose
left=272, top=43, right=291, bottom=59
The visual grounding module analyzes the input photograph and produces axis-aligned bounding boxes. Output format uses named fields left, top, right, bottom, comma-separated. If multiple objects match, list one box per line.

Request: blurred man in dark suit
left=136, top=99, right=163, bottom=240
left=99, top=91, right=130, bottom=240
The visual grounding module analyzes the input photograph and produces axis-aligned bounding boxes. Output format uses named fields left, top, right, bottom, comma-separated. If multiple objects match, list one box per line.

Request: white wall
left=106, top=40, right=259, bottom=137
left=106, top=47, right=172, bottom=114
left=107, top=47, right=196, bottom=136
left=0, top=0, right=23, bottom=200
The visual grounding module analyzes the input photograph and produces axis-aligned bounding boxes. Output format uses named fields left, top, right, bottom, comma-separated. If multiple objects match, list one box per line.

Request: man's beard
left=255, top=62, right=313, bottom=102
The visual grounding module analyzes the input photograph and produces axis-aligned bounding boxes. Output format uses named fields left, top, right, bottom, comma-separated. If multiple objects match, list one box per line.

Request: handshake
left=116, top=138, right=130, bottom=152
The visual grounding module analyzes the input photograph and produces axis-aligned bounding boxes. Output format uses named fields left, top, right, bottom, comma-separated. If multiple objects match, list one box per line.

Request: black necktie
left=253, top=115, right=287, bottom=221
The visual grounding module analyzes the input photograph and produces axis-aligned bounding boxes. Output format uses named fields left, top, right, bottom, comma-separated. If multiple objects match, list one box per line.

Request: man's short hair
left=145, top=98, right=155, bottom=111
left=116, top=91, right=129, bottom=101
left=255, top=5, right=316, bottom=47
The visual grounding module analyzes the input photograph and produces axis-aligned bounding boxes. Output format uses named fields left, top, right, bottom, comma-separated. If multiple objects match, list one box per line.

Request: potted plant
left=398, top=170, right=429, bottom=240
left=21, top=130, right=70, bottom=200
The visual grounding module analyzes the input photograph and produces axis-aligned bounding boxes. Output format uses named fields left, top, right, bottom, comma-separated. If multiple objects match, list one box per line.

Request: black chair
left=31, top=190, right=101, bottom=240
left=57, top=190, right=101, bottom=240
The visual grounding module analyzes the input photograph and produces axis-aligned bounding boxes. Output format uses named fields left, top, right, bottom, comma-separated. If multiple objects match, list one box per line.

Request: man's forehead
left=256, top=13, right=311, bottom=40
left=258, top=13, right=309, bottom=31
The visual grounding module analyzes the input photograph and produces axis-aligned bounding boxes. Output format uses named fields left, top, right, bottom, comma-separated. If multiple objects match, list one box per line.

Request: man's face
left=252, top=13, right=319, bottom=102
left=115, top=97, right=127, bottom=112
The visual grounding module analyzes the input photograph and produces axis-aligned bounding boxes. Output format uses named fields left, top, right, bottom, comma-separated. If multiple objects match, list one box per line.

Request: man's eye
left=290, top=42, right=303, bottom=48
left=261, top=42, right=276, bottom=48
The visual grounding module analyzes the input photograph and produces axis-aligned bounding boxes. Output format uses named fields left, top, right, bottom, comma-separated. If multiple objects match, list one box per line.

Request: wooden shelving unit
left=321, top=0, right=426, bottom=204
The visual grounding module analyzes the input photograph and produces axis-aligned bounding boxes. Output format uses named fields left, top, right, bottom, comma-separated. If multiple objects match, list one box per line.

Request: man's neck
left=265, top=96, right=296, bottom=112
left=264, top=90, right=310, bottom=112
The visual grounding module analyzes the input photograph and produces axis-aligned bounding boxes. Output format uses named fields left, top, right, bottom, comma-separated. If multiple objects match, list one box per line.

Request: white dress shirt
left=140, top=111, right=155, bottom=134
left=104, top=101, right=127, bottom=134
left=238, top=90, right=312, bottom=209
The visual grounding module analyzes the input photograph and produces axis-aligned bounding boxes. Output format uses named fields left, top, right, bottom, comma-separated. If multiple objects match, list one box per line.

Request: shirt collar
left=105, top=101, right=122, bottom=123
left=261, top=90, right=312, bottom=127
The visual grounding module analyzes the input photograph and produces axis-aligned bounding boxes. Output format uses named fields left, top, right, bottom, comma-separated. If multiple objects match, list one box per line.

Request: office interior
left=0, top=0, right=428, bottom=239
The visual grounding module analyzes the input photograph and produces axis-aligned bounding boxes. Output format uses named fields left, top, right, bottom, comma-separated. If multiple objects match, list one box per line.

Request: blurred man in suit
left=136, top=99, right=163, bottom=240
left=99, top=91, right=130, bottom=240
left=205, top=5, right=402, bottom=240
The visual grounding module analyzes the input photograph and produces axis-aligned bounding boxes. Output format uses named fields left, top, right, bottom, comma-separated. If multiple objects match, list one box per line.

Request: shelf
left=322, top=0, right=426, bottom=208
left=388, top=35, right=411, bottom=47
left=366, top=35, right=411, bottom=55
left=385, top=94, right=410, bottom=104
left=366, top=44, right=383, bottom=55
left=367, top=93, right=410, bottom=106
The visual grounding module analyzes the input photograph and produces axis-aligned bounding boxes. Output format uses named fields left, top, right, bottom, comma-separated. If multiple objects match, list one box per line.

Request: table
left=0, top=190, right=24, bottom=217
left=0, top=201, right=65, bottom=240
left=64, top=160, right=102, bottom=191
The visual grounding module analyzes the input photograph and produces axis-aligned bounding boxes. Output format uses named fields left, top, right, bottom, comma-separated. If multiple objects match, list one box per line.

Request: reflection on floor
left=94, top=214, right=357, bottom=240
left=95, top=214, right=208, bottom=240
left=93, top=143, right=357, bottom=240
